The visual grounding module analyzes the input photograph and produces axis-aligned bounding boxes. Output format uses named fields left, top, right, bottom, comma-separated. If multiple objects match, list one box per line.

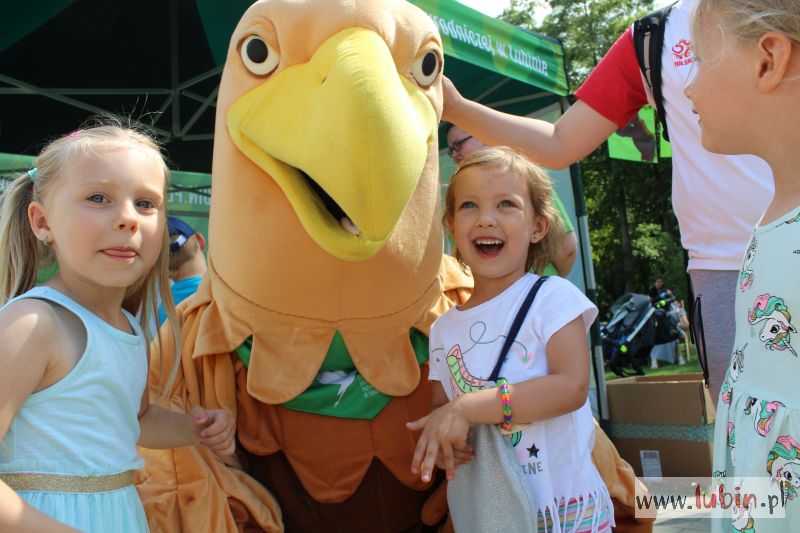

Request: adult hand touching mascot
left=135, top=1, right=653, bottom=531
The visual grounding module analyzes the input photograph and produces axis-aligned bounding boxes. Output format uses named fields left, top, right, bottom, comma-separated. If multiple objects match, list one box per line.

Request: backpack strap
left=633, top=2, right=676, bottom=141
left=488, top=276, right=549, bottom=383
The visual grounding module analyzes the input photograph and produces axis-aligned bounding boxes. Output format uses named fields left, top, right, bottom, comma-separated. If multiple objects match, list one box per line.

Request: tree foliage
left=504, top=0, right=651, bottom=84
left=501, top=0, right=687, bottom=316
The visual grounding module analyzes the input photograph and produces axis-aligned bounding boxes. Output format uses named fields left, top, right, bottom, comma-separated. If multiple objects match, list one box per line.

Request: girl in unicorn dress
left=684, top=0, right=800, bottom=530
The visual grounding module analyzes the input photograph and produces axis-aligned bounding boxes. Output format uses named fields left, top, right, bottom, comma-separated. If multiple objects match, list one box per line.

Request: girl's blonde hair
left=0, top=118, right=182, bottom=394
left=693, top=0, right=800, bottom=57
left=442, top=147, right=564, bottom=275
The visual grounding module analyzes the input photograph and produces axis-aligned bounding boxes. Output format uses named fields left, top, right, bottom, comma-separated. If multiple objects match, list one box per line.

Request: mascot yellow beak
left=228, top=27, right=437, bottom=261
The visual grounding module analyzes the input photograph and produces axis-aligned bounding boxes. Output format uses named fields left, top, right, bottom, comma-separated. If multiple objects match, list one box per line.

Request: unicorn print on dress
left=728, top=422, right=737, bottom=466
left=720, top=346, right=746, bottom=405
left=748, top=294, right=798, bottom=356
left=739, top=238, right=757, bottom=292
left=753, top=400, right=784, bottom=438
left=720, top=381, right=733, bottom=406
left=743, top=396, right=758, bottom=415
left=767, top=435, right=800, bottom=502
left=730, top=347, right=745, bottom=379
left=730, top=493, right=756, bottom=533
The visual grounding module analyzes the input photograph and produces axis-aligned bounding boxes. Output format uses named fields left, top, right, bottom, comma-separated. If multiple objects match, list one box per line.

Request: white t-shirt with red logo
left=575, top=0, right=773, bottom=271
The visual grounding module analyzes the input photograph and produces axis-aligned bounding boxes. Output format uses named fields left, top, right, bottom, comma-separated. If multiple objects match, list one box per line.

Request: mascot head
left=201, top=0, right=450, bottom=402
left=209, top=0, right=444, bottom=320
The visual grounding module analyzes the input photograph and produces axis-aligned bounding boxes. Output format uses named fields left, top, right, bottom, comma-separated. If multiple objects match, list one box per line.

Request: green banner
left=408, top=0, right=568, bottom=95
left=608, top=106, right=671, bottom=163
left=165, top=171, right=211, bottom=240
left=195, top=0, right=569, bottom=95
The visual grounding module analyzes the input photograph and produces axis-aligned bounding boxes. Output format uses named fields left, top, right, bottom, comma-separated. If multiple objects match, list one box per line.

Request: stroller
left=601, top=292, right=681, bottom=377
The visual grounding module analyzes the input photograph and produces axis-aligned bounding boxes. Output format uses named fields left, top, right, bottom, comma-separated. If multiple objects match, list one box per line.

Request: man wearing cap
left=157, top=216, right=207, bottom=324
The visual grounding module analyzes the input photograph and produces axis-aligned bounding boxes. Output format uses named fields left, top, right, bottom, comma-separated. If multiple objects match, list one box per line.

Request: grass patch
left=604, top=342, right=703, bottom=381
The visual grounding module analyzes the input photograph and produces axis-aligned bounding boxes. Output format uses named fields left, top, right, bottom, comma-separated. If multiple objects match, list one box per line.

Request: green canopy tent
left=0, top=0, right=607, bottom=416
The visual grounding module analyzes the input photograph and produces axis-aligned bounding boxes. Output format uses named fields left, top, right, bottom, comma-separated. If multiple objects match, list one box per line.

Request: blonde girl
left=408, top=148, right=613, bottom=532
left=0, top=122, right=235, bottom=533
left=685, top=1, right=800, bottom=531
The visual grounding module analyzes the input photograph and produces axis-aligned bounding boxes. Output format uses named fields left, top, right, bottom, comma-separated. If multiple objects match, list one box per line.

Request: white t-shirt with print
left=577, top=0, right=773, bottom=271
left=658, top=0, right=773, bottom=271
left=428, top=273, right=613, bottom=529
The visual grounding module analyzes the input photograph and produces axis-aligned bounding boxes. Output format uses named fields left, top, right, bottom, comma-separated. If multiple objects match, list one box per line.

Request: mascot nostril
left=135, top=0, right=651, bottom=531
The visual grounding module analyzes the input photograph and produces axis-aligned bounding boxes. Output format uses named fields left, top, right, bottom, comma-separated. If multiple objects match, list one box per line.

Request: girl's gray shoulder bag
left=447, top=276, right=548, bottom=533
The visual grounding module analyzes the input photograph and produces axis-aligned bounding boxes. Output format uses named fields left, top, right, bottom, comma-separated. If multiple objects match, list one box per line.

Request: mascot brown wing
left=137, top=0, right=653, bottom=531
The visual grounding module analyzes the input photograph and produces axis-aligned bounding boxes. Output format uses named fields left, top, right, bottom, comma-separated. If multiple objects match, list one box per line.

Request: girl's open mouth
left=474, top=238, right=504, bottom=256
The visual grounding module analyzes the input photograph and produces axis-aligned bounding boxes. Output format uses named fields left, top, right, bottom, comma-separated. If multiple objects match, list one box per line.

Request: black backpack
left=632, top=2, right=677, bottom=141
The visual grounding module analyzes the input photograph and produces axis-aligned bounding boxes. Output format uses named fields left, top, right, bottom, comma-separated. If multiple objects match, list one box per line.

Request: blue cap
left=167, top=216, right=196, bottom=254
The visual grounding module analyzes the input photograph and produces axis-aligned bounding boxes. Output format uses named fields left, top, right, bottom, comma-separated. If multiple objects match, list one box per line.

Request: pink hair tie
left=66, top=129, right=83, bottom=139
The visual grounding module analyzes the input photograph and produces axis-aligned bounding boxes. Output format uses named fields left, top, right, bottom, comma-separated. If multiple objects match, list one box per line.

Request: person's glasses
left=688, top=295, right=709, bottom=385
left=447, top=135, right=472, bottom=156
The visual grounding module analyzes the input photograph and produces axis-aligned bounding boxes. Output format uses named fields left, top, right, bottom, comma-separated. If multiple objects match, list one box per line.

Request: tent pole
left=566, top=115, right=608, bottom=420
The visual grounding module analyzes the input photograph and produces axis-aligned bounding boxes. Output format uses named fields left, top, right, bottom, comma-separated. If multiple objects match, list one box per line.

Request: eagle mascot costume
left=136, top=0, right=653, bottom=531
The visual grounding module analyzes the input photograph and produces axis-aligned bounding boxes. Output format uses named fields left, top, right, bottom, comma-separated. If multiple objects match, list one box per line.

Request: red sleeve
left=574, top=28, right=649, bottom=129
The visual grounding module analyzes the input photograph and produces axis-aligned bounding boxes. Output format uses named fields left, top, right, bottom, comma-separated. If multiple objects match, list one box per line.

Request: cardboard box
left=605, top=373, right=716, bottom=478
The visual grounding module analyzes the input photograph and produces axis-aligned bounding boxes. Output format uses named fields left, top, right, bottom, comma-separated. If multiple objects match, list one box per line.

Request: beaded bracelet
left=496, top=377, right=512, bottom=431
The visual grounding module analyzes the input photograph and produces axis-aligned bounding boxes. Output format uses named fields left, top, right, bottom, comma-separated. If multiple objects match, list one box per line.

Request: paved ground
left=652, top=505, right=712, bottom=532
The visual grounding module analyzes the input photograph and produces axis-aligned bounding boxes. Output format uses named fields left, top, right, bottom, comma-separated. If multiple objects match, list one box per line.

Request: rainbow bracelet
left=496, top=377, right=512, bottom=431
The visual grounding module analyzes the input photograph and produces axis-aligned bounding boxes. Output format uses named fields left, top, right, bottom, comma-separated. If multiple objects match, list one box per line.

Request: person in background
left=157, top=216, right=207, bottom=325
left=648, top=276, right=670, bottom=302
left=446, top=124, right=579, bottom=278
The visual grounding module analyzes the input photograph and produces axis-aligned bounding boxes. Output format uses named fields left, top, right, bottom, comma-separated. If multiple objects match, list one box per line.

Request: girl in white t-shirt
left=408, top=147, right=613, bottom=532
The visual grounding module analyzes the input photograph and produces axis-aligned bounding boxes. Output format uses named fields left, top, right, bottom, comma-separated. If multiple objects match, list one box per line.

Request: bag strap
left=632, top=1, right=676, bottom=141
left=488, top=276, right=549, bottom=382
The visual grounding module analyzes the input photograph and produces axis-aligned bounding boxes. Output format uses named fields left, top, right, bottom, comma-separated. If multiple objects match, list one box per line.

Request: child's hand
left=436, top=442, right=474, bottom=470
left=190, top=406, right=235, bottom=456
left=407, top=400, right=470, bottom=483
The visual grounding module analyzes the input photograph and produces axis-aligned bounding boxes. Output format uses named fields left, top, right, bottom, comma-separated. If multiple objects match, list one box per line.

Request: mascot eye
left=411, top=50, right=440, bottom=87
left=241, top=35, right=280, bottom=76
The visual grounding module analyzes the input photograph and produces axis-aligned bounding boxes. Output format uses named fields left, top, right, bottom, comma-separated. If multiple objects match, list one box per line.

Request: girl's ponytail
left=0, top=171, right=46, bottom=304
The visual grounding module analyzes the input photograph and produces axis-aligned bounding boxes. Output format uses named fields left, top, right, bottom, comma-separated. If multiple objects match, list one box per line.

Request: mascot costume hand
left=135, top=1, right=653, bottom=531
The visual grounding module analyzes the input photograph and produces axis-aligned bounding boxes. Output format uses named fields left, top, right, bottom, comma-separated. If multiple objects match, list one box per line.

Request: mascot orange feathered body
left=135, top=1, right=652, bottom=531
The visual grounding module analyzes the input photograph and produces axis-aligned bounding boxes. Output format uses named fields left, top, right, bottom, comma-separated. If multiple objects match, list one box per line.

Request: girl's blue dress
left=0, top=286, right=149, bottom=532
